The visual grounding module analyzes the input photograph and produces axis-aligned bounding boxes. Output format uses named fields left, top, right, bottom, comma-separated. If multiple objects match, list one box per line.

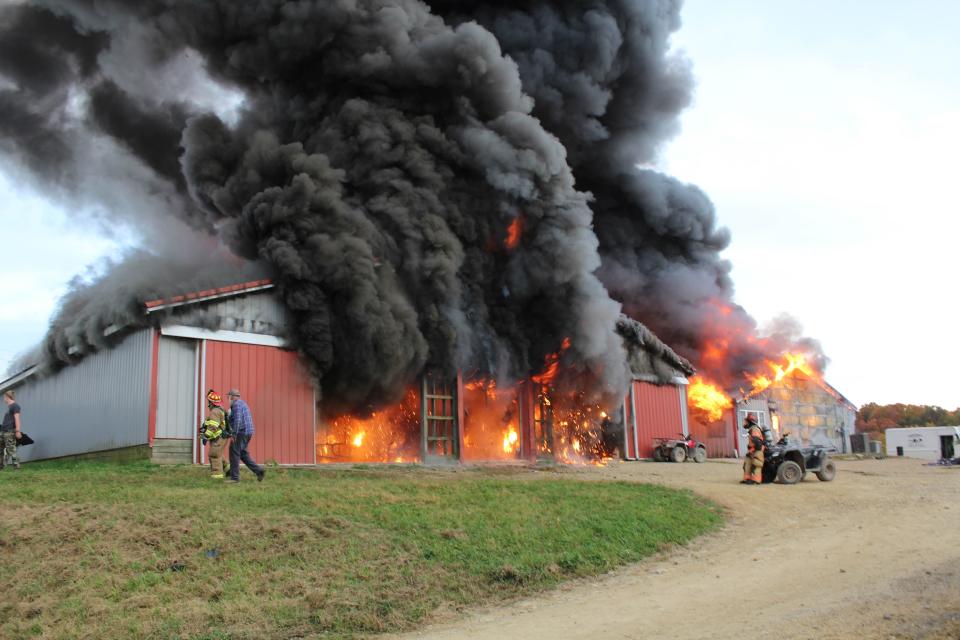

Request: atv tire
left=693, top=447, right=707, bottom=463
left=671, top=446, right=686, bottom=463
left=776, top=460, right=803, bottom=484
left=653, top=447, right=665, bottom=462
left=816, top=459, right=837, bottom=482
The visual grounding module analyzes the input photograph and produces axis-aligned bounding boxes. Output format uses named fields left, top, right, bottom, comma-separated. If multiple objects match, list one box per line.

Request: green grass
left=0, top=461, right=721, bottom=639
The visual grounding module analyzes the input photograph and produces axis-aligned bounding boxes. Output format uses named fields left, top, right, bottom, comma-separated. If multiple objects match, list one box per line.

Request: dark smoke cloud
left=1, top=0, right=628, bottom=413
left=433, top=0, right=826, bottom=386
left=0, top=0, right=824, bottom=409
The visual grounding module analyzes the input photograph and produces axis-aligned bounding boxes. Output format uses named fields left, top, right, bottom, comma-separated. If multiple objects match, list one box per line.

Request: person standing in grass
left=200, top=389, right=230, bottom=479
left=226, top=389, right=265, bottom=483
left=1, top=390, right=22, bottom=470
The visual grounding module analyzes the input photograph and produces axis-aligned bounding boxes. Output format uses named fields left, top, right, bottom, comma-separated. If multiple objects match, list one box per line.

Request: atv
left=653, top=433, right=708, bottom=463
left=761, top=432, right=837, bottom=484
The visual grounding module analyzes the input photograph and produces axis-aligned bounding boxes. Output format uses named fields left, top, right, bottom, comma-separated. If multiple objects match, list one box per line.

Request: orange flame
left=502, top=428, right=519, bottom=453
left=505, top=216, right=523, bottom=249
left=463, top=380, right=522, bottom=461
left=316, top=388, right=420, bottom=463
left=532, top=337, right=571, bottom=385
left=688, top=376, right=733, bottom=422
left=747, top=352, right=819, bottom=396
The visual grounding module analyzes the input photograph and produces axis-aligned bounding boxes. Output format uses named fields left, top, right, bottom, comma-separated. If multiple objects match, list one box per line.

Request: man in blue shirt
left=226, top=389, right=265, bottom=483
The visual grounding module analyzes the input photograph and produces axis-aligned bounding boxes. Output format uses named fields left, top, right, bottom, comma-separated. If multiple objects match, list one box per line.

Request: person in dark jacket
left=1, top=390, right=22, bottom=470
left=226, top=389, right=265, bottom=483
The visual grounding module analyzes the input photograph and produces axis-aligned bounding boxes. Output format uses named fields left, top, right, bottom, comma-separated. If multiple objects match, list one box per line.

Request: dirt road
left=392, top=458, right=960, bottom=640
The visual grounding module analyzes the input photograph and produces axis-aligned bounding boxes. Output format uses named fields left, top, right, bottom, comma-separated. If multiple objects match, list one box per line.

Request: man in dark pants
left=226, top=389, right=265, bottom=483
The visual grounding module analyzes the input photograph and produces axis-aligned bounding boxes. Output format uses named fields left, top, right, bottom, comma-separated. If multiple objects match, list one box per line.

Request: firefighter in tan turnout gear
left=741, top=413, right=765, bottom=485
left=201, top=390, right=229, bottom=479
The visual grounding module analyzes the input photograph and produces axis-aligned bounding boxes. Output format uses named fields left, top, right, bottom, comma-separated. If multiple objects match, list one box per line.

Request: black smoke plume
left=0, top=0, right=823, bottom=412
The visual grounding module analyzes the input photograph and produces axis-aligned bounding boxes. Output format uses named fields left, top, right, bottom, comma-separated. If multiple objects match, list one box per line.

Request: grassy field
left=0, top=461, right=721, bottom=639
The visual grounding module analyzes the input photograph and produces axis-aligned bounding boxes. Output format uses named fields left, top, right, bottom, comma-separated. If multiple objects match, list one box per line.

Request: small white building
left=885, top=426, right=960, bottom=461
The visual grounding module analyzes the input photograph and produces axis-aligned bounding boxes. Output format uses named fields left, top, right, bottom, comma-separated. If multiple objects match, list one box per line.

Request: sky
left=660, top=0, right=960, bottom=408
left=0, top=0, right=957, bottom=408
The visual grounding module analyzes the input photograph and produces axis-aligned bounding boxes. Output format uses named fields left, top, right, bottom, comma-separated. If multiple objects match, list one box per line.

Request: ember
left=534, top=386, right=615, bottom=465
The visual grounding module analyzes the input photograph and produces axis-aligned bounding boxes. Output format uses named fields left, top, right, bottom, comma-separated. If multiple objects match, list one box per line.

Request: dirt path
left=391, top=458, right=960, bottom=640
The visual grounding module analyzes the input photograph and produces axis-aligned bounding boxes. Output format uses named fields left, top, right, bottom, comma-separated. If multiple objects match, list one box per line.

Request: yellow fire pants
left=742, top=451, right=764, bottom=482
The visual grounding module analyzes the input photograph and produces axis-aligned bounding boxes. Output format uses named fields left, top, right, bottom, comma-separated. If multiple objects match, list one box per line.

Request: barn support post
left=455, top=371, right=465, bottom=462
left=147, top=328, right=161, bottom=447
left=192, top=339, right=200, bottom=464
left=630, top=382, right=640, bottom=459
left=420, top=375, right=428, bottom=463
left=679, top=383, right=690, bottom=438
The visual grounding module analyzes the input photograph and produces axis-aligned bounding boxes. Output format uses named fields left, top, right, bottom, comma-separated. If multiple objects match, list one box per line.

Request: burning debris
left=0, top=1, right=832, bottom=460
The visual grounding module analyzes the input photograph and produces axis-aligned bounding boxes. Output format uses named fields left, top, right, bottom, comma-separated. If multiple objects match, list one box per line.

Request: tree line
left=856, top=403, right=960, bottom=432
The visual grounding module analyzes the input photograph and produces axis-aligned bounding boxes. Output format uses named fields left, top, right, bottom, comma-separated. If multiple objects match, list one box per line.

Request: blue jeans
left=229, top=434, right=263, bottom=480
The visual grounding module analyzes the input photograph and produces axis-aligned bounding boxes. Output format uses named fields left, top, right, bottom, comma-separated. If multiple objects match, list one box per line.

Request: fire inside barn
left=0, top=280, right=700, bottom=466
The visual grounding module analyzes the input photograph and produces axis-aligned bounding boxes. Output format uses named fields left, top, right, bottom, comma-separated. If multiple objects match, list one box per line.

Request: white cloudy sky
left=661, top=0, right=960, bottom=408
left=0, top=1, right=957, bottom=408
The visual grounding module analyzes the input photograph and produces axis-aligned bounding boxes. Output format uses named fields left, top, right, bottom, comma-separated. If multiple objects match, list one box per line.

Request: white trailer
left=885, top=426, right=960, bottom=461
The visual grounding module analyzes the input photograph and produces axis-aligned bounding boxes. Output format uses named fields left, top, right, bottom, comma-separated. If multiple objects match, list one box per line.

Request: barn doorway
left=940, top=435, right=955, bottom=460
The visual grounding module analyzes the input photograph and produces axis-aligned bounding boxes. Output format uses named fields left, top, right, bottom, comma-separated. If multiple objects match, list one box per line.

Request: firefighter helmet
left=207, top=389, right=222, bottom=406
left=744, top=412, right=758, bottom=425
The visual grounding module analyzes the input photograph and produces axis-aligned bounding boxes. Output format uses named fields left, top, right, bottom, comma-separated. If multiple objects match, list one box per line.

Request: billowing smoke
left=0, top=0, right=822, bottom=412
left=431, top=0, right=826, bottom=387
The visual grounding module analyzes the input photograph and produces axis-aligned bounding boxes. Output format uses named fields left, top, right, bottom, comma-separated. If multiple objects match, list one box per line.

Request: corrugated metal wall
left=155, top=337, right=197, bottom=439
left=204, top=341, right=315, bottom=464
left=632, top=382, right=684, bottom=458
left=11, top=329, right=153, bottom=462
left=174, top=291, right=287, bottom=336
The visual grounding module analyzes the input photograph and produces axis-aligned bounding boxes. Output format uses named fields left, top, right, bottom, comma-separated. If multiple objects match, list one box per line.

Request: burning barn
left=0, top=282, right=695, bottom=466
left=0, top=1, right=841, bottom=469
left=686, top=355, right=857, bottom=457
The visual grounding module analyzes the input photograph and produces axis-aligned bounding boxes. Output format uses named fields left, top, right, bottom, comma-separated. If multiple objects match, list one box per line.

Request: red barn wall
left=631, top=381, right=685, bottom=459
left=688, top=409, right=737, bottom=459
left=204, top=341, right=315, bottom=465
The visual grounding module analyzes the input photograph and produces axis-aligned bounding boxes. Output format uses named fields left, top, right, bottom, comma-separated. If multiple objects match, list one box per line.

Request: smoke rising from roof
left=0, top=1, right=824, bottom=407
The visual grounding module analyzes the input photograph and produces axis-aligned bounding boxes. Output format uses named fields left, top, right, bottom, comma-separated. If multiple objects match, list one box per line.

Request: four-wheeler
left=653, top=433, right=708, bottom=463
left=761, top=432, right=837, bottom=484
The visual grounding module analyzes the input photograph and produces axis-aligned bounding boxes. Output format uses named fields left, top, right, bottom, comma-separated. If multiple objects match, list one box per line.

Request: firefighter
left=200, top=389, right=229, bottom=479
left=741, top=412, right=765, bottom=485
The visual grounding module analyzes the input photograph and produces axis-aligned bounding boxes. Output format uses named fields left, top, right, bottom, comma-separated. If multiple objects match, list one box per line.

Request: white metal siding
left=156, top=337, right=197, bottom=439
left=172, top=291, right=287, bottom=336
left=10, top=329, right=153, bottom=462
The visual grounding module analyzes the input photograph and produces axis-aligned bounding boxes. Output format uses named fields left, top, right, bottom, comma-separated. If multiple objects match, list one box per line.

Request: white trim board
left=160, top=325, right=287, bottom=348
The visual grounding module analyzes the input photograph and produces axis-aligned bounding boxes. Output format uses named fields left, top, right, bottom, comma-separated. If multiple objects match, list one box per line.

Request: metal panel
left=156, top=337, right=197, bottom=439
left=204, top=341, right=315, bottom=464
left=171, top=291, right=288, bottom=336
left=632, top=381, right=684, bottom=458
left=10, top=329, right=153, bottom=462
